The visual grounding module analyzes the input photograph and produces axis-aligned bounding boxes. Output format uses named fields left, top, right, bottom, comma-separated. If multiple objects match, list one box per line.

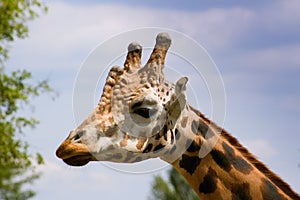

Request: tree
left=148, top=167, right=200, bottom=200
left=0, top=0, right=50, bottom=199
left=0, top=0, right=47, bottom=63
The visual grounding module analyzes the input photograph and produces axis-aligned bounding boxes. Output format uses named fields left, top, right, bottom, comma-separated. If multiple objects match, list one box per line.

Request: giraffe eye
left=133, top=108, right=157, bottom=119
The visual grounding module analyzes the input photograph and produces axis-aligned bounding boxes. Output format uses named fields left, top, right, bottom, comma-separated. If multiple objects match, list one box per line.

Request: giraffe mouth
left=62, top=154, right=95, bottom=167
left=56, top=139, right=96, bottom=167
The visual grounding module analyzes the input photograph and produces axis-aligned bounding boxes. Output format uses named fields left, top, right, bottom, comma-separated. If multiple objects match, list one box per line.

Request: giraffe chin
left=62, top=155, right=94, bottom=167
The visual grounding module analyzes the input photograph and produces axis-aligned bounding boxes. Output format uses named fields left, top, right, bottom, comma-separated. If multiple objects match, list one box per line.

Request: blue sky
left=6, top=0, right=300, bottom=199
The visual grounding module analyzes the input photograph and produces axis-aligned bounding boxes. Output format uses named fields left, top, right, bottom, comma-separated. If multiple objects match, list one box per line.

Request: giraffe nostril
left=73, top=130, right=85, bottom=141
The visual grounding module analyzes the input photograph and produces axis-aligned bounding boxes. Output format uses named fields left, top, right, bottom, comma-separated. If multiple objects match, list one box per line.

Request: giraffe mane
left=221, top=130, right=300, bottom=199
left=189, top=105, right=299, bottom=198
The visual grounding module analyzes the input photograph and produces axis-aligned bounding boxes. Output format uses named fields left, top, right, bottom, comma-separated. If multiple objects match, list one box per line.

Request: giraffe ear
left=175, top=77, right=188, bottom=95
left=175, top=77, right=188, bottom=110
left=167, top=77, right=188, bottom=120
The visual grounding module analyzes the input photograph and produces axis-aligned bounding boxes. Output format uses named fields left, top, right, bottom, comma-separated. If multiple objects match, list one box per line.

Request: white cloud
left=228, top=45, right=300, bottom=71
left=34, top=158, right=156, bottom=199
left=260, top=0, right=300, bottom=31
left=37, top=159, right=113, bottom=186
left=9, top=2, right=256, bottom=70
left=9, top=0, right=299, bottom=73
left=243, top=139, right=277, bottom=160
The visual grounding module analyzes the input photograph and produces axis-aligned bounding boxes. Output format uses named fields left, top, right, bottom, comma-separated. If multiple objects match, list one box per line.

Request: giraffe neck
left=166, top=105, right=299, bottom=200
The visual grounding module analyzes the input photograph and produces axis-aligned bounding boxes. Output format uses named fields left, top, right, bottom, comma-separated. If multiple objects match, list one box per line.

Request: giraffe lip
left=56, top=139, right=96, bottom=166
left=62, top=154, right=95, bottom=167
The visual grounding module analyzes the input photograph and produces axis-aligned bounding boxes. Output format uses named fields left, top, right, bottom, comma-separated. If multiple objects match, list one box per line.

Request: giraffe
left=56, top=33, right=300, bottom=200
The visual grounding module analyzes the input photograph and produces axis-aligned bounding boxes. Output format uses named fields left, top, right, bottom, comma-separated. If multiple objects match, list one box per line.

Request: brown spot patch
left=120, top=78, right=127, bottom=85
left=179, top=154, right=201, bottom=175
left=186, top=140, right=201, bottom=153
left=136, top=137, right=147, bottom=150
left=232, top=183, right=252, bottom=200
left=133, top=156, right=142, bottom=162
left=199, top=167, right=217, bottom=194
left=142, top=143, right=153, bottom=153
left=175, top=128, right=180, bottom=140
left=191, top=120, right=199, bottom=134
left=153, top=143, right=165, bottom=153
left=105, top=125, right=118, bottom=137
left=191, top=119, right=210, bottom=138
left=211, top=149, right=231, bottom=172
left=260, top=178, right=287, bottom=200
left=222, top=142, right=253, bottom=175
left=112, top=153, right=123, bottom=160
left=181, top=116, right=188, bottom=128
left=169, top=145, right=177, bottom=154
left=120, top=134, right=129, bottom=147
left=124, top=152, right=134, bottom=162
left=163, top=125, right=168, bottom=141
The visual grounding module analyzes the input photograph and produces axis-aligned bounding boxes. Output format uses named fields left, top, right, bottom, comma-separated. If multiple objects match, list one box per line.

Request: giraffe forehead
left=111, top=70, right=174, bottom=103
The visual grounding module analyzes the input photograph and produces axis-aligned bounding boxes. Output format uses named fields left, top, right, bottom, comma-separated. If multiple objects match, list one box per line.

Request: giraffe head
left=56, top=33, right=189, bottom=166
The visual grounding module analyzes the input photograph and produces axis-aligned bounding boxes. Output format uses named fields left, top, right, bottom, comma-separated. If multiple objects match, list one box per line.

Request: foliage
left=0, top=0, right=47, bottom=63
left=148, top=167, right=200, bottom=200
left=0, top=68, right=51, bottom=199
left=0, top=0, right=50, bottom=199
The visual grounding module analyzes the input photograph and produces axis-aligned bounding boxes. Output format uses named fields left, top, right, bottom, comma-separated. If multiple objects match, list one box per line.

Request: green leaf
left=36, top=153, right=44, bottom=165
left=0, top=1, right=51, bottom=199
left=148, top=168, right=201, bottom=200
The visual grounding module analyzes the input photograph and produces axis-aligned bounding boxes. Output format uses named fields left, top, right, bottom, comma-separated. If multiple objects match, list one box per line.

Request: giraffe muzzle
left=56, top=138, right=96, bottom=166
